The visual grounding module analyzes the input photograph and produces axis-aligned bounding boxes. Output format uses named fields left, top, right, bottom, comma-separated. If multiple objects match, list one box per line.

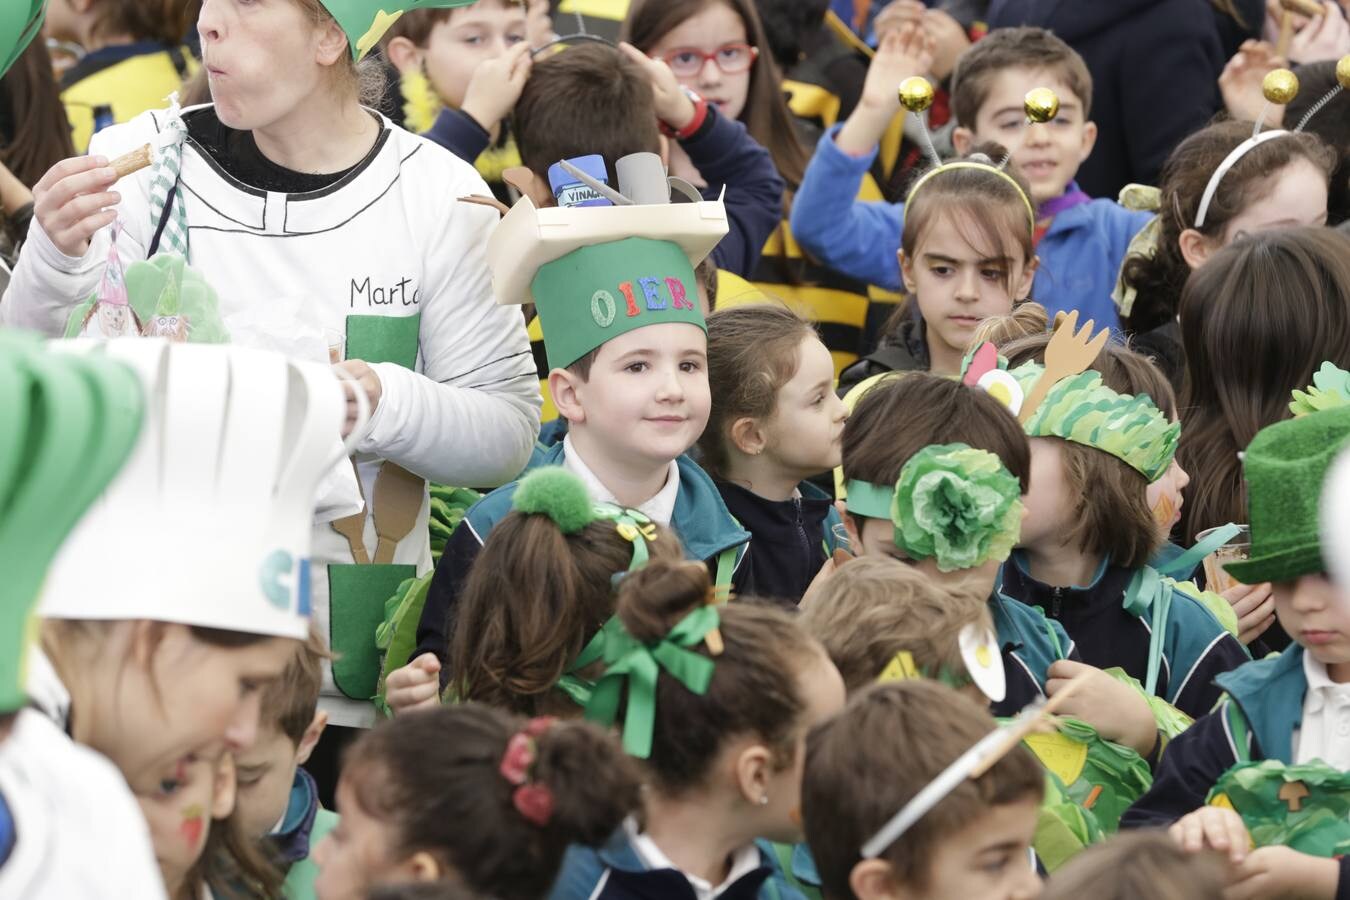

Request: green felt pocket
left=345, top=314, right=421, bottom=370
left=328, top=563, right=417, bottom=700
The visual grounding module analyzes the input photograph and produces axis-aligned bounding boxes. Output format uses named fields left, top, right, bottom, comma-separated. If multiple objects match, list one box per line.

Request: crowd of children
left=9, top=0, right=1350, bottom=898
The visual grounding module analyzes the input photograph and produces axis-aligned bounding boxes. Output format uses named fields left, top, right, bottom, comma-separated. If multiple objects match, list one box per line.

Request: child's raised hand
left=837, top=25, right=935, bottom=155
left=618, top=42, right=698, bottom=132
left=1044, top=659, right=1158, bottom=756
left=1222, top=581, right=1276, bottom=646
left=1169, top=805, right=1251, bottom=864
left=384, top=652, right=443, bottom=715
left=1219, top=40, right=1288, bottom=124
left=33, top=155, right=122, bottom=258
left=873, top=0, right=925, bottom=42
left=460, top=41, right=534, bottom=133
left=1289, top=1, right=1350, bottom=64
left=525, top=0, right=557, bottom=51
left=1226, top=845, right=1341, bottom=900
left=920, top=9, right=971, bottom=81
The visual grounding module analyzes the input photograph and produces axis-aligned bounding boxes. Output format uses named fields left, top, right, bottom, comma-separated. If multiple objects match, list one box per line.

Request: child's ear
left=729, top=416, right=766, bottom=456
left=1078, top=120, right=1098, bottom=164
left=1177, top=228, right=1216, bottom=270
left=314, top=16, right=350, bottom=67
left=212, top=754, right=238, bottom=820
left=951, top=126, right=974, bottom=156
left=1015, top=255, right=1039, bottom=299
left=732, top=743, right=775, bottom=806
left=898, top=250, right=918, bottom=294
left=295, top=710, right=329, bottom=767
left=850, top=859, right=907, bottom=900
left=401, top=851, right=445, bottom=882
left=841, top=508, right=864, bottom=555
left=549, top=368, right=587, bottom=424
left=384, top=36, right=423, bottom=76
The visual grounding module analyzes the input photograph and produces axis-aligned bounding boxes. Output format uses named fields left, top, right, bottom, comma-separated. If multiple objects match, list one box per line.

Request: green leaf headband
left=583, top=605, right=721, bottom=758
left=1291, top=361, right=1350, bottom=418
left=845, top=443, right=1023, bottom=573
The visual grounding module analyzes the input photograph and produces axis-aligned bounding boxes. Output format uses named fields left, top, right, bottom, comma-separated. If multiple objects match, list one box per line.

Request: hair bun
left=512, top=468, right=596, bottom=535
left=614, top=559, right=712, bottom=642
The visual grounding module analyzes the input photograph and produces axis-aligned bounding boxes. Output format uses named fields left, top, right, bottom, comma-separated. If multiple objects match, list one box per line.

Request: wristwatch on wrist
left=660, top=86, right=710, bottom=140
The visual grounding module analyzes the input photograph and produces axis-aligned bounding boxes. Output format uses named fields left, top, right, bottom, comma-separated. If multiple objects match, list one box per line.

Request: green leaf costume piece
left=1207, top=760, right=1350, bottom=858
left=1290, top=362, right=1350, bottom=418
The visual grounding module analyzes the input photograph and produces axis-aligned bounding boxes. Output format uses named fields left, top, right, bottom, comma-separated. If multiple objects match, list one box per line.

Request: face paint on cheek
left=790, top=807, right=802, bottom=828
left=180, top=804, right=206, bottom=851
left=1152, top=493, right=1174, bottom=528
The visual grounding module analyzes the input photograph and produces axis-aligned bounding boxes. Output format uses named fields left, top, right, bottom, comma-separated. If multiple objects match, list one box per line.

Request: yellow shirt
left=62, top=45, right=198, bottom=154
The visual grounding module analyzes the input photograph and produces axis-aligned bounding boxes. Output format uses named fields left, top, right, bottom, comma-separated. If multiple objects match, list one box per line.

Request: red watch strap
left=662, top=95, right=709, bottom=140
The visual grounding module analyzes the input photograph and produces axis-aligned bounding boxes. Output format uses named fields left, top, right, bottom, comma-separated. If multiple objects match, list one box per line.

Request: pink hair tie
left=499, top=717, right=557, bottom=827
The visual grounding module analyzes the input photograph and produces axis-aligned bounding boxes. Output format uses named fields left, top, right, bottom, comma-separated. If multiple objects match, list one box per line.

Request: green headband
left=1291, top=361, right=1350, bottom=418
left=845, top=444, right=1023, bottom=573
left=0, top=1, right=43, bottom=80
left=0, top=333, right=145, bottom=712
left=532, top=237, right=705, bottom=370
left=318, top=0, right=479, bottom=60
left=1009, top=362, right=1179, bottom=482
left=583, top=605, right=721, bottom=758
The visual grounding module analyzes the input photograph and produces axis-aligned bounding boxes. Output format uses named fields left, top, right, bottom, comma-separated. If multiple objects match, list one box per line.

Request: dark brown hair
left=449, top=509, right=684, bottom=716
left=698, top=305, right=819, bottom=477
left=343, top=704, right=642, bottom=900
left=514, top=43, right=661, bottom=190
left=802, top=681, right=1044, bottom=898
left=1002, top=334, right=1167, bottom=567
left=1178, top=226, right=1350, bottom=544
left=950, top=26, right=1093, bottom=126
left=198, top=808, right=286, bottom=900
left=1287, top=60, right=1350, bottom=224
left=799, top=556, right=991, bottom=694
left=613, top=558, right=823, bottom=794
left=91, top=0, right=198, bottom=45
left=1120, top=120, right=1336, bottom=335
left=1041, top=831, right=1227, bottom=900
left=841, top=374, right=1031, bottom=496
left=0, top=39, right=75, bottom=190
left=260, top=625, right=329, bottom=745
left=621, top=0, right=810, bottom=189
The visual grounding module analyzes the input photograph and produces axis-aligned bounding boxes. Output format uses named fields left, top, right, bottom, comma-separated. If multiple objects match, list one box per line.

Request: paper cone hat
left=0, top=0, right=43, bottom=79
left=0, top=330, right=143, bottom=712
left=488, top=190, right=728, bottom=370
left=320, top=0, right=479, bottom=60
left=39, top=340, right=350, bottom=640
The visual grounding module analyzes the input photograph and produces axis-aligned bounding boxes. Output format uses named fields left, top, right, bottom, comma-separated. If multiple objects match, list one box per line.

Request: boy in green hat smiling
left=385, top=172, right=758, bottom=714
left=1122, top=406, right=1350, bottom=900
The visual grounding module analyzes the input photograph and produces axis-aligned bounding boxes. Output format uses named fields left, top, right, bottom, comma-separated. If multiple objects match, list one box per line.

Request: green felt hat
left=1226, top=407, right=1350, bottom=585
left=0, top=1, right=43, bottom=79
left=0, top=332, right=144, bottom=712
left=1009, top=362, right=1180, bottom=482
left=320, top=0, right=480, bottom=60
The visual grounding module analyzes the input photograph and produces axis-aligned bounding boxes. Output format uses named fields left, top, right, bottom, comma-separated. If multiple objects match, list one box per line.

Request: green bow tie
left=584, top=605, right=720, bottom=758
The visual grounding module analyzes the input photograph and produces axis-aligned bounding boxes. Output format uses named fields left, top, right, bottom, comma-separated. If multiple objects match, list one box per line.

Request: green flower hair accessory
left=1291, top=362, right=1350, bottom=418
left=1009, top=363, right=1180, bottom=482
left=891, top=443, right=1023, bottom=573
left=583, top=605, right=721, bottom=758
left=512, top=468, right=599, bottom=534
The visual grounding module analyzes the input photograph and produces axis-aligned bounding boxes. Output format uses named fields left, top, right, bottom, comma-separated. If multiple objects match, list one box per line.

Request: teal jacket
left=414, top=439, right=753, bottom=674
left=989, top=588, right=1076, bottom=719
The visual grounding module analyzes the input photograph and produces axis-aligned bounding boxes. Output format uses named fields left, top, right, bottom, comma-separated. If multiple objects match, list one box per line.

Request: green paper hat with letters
left=1009, top=362, right=1179, bottom=482
left=319, top=0, right=481, bottom=60
left=1226, top=406, right=1350, bottom=585
left=486, top=157, right=729, bottom=370
left=0, top=1, right=44, bottom=80
left=0, top=332, right=145, bottom=712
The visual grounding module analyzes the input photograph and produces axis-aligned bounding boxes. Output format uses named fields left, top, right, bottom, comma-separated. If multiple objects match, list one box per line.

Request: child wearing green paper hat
left=991, top=331, right=1249, bottom=722
left=837, top=372, right=1162, bottom=763
left=550, top=556, right=844, bottom=900
left=7, top=0, right=546, bottom=733
left=1122, top=407, right=1350, bottom=900
left=0, top=333, right=166, bottom=899
left=387, top=174, right=757, bottom=715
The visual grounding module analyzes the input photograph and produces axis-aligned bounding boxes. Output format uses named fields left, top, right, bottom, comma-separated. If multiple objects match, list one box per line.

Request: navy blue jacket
left=714, top=480, right=840, bottom=606
left=986, top=0, right=1224, bottom=198
left=549, top=827, right=806, bottom=900
left=1121, top=646, right=1350, bottom=899
left=415, top=439, right=754, bottom=683
left=1001, top=555, right=1249, bottom=719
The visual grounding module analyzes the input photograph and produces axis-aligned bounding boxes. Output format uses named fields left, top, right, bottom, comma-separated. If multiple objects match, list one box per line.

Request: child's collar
left=1036, top=182, right=1092, bottom=219
left=561, top=434, right=680, bottom=527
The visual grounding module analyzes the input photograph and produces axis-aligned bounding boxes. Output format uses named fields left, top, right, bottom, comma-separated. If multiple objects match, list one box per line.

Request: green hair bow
left=583, top=606, right=721, bottom=758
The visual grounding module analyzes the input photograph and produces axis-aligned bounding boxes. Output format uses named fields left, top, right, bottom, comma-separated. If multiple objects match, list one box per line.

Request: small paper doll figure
left=141, top=262, right=190, bottom=342
left=77, top=223, right=142, bottom=339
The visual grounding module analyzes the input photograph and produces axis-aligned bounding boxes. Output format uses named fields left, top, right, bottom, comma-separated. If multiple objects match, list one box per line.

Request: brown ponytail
left=343, top=704, right=642, bottom=900
left=450, top=509, right=684, bottom=716
left=966, top=300, right=1048, bottom=351
left=612, top=558, right=823, bottom=794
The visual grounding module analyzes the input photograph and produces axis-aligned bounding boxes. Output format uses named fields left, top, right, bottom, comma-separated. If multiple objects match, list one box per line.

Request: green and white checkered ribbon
left=147, top=95, right=189, bottom=261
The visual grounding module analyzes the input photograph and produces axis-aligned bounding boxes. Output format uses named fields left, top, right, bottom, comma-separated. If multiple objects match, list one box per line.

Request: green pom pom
left=512, top=468, right=598, bottom=534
